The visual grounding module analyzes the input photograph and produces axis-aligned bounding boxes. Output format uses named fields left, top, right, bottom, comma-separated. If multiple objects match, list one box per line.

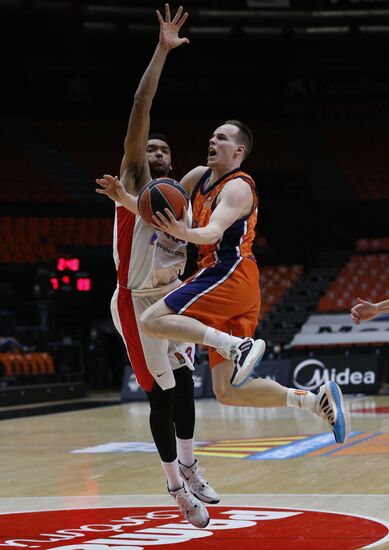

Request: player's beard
left=151, top=164, right=168, bottom=178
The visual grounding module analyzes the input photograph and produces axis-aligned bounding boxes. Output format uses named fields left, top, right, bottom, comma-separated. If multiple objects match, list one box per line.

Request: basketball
left=137, top=177, right=189, bottom=225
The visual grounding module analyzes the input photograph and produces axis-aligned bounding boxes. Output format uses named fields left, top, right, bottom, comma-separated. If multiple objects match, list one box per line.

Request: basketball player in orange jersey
left=139, top=119, right=349, bottom=445
left=96, top=5, right=217, bottom=528
left=351, top=297, right=389, bottom=324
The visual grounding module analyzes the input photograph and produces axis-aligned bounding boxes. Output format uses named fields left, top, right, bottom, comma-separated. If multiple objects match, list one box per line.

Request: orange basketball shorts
left=164, top=257, right=261, bottom=367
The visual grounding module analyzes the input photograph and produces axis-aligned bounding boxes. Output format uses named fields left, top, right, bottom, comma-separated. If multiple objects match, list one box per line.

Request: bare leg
left=140, top=298, right=252, bottom=356
left=140, top=298, right=209, bottom=343
left=211, top=360, right=288, bottom=408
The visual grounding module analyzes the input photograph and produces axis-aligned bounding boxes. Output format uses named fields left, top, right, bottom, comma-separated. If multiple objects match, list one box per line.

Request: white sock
left=176, top=437, right=195, bottom=467
left=161, top=458, right=183, bottom=492
left=287, top=388, right=316, bottom=411
left=203, top=327, right=241, bottom=352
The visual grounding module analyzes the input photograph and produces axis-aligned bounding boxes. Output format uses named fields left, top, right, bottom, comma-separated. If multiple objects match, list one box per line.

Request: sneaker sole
left=230, top=339, right=266, bottom=388
left=186, top=514, right=210, bottom=528
left=328, top=381, right=349, bottom=444
left=202, top=516, right=210, bottom=528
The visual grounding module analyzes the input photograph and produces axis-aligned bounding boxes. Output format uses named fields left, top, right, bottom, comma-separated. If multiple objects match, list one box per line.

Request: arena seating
left=0, top=217, right=113, bottom=263
left=33, top=116, right=298, bottom=181
left=0, top=352, right=54, bottom=381
left=34, top=118, right=124, bottom=179
left=0, top=114, right=300, bottom=210
left=317, top=101, right=389, bottom=200
left=260, top=264, right=304, bottom=318
left=356, top=237, right=389, bottom=253
left=0, top=135, right=74, bottom=204
left=256, top=263, right=343, bottom=350
left=318, top=253, right=389, bottom=312
left=7, top=107, right=389, bottom=206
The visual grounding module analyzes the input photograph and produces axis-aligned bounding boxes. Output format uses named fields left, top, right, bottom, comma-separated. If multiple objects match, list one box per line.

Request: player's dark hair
left=148, top=132, right=170, bottom=146
left=224, top=119, right=253, bottom=159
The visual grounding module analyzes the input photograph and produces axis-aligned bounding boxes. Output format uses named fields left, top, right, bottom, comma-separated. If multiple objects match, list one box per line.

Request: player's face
left=146, top=139, right=172, bottom=178
left=207, top=124, right=242, bottom=167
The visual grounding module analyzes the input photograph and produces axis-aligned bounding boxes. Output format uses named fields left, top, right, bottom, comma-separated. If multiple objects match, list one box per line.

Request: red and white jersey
left=113, top=203, right=189, bottom=290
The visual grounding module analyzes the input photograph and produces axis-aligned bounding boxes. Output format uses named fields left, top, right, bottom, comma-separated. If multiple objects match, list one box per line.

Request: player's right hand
left=96, top=174, right=127, bottom=203
left=351, top=297, right=379, bottom=324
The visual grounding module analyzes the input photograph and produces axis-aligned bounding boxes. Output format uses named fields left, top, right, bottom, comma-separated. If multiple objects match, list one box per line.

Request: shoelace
left=230, top=346, right=240, bottom=362
left=175, top=487, right=199, bottom=513
left=189, top=465, right=209, bottom=491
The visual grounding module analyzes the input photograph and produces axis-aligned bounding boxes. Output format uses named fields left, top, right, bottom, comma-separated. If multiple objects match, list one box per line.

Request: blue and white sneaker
left=229, top=337, right=266, bottom=387
left=314, top=381, right=349, bottom=444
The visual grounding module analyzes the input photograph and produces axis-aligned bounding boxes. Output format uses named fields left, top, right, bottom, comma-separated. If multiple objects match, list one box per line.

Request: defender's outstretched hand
left=96, top=175, right=127, bottom=203
left=157, top=4, right=189, bottom=51
left=96, top=174, right=139, bottom=214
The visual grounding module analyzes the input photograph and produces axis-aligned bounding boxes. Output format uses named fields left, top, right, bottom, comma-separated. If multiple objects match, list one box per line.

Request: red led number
left=57, top=257, right=80, bottom=272
left=77, top=278, right=91, bottom=292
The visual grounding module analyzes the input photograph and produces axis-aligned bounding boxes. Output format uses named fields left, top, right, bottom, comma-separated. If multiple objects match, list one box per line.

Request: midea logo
left=293, top=359, right=375, bottom=390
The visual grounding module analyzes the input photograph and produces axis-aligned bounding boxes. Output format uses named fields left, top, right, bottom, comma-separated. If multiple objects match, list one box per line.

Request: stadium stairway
left=257, top=263, right=344, bottom=351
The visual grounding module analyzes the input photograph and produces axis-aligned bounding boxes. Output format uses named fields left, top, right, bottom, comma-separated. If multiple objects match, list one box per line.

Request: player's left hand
left=157, top=4, right=189, bottom=51
left=152, top=207, right=189, bottom=240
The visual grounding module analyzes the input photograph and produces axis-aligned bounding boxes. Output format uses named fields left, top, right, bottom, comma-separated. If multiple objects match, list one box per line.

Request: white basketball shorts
left=110, top=281, right=195, bottom=392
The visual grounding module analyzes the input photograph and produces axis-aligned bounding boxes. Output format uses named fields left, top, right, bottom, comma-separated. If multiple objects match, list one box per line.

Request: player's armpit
left=180, top=166, right=208, bottom=196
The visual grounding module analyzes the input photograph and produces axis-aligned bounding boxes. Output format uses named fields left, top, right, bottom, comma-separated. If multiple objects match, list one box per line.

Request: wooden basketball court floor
left=2, top=392, right=389, bottom=549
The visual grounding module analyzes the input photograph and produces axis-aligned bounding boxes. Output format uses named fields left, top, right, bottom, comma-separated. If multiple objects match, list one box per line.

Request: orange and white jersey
left=191, top=168, right=258, bottom=268
left=112, top=202, right=190, bottom=291
left=164, top=168, right=260, bottom=369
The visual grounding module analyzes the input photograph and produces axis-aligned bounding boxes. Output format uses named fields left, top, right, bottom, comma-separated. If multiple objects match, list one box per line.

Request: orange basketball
left=137, top=178, right=189, bottom=225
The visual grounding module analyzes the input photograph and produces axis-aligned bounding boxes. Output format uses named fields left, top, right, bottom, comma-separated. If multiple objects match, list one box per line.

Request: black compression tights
left=173, top=367, right=195, bottom=440
left=145, top=368, right=195, bottom=463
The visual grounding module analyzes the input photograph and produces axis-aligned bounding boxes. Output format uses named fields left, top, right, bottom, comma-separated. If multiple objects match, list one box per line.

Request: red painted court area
left=1, top=506, right=388, bottom=550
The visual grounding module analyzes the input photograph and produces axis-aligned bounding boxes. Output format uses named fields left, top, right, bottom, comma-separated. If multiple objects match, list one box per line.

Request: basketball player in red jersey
left=140, top=119, right=349, bottom=445
left=96, top=5, right=217, bottom=528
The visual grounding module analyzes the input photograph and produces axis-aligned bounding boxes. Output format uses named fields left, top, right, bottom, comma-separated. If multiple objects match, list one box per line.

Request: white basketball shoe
left=168, top=482, right=210, bottom=528
left=179, top=459, right=220, bottom=504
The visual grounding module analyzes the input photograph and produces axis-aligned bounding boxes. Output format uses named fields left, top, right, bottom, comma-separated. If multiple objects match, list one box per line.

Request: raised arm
left=120, top=4, right=189, bottom=193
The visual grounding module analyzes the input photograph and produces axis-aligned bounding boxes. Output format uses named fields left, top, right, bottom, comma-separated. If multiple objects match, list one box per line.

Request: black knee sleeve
left=146, top=382, right=176, bottom=463
left=173, top=367, right=195, bottom=440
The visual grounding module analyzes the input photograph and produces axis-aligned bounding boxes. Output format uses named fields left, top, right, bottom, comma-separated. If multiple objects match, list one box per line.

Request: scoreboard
left=49, top=257, right=91, bottom=293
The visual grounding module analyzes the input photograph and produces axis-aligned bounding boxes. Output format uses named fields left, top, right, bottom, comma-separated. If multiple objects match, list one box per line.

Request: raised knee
left=139, top=310, right=156, bottom=336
